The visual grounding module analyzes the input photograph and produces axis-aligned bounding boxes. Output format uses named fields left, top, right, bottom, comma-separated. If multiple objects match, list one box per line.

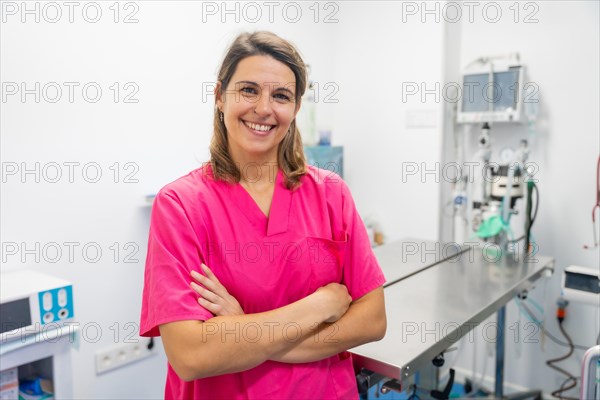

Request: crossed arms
left=159, top=264, right=386, bottom=381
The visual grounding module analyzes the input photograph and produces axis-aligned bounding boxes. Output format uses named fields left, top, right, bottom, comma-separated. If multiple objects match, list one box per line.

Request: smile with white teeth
left=243, top=120, right=274, bottom=132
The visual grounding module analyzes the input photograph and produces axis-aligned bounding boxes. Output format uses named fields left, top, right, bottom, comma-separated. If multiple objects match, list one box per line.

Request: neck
left=240, top=164, right=278, bottom=189
left=230, top=151, right=279, bottom=187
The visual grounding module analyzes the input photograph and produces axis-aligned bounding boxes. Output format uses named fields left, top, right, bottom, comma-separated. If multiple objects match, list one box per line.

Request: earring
left=220, top=112, right=224, bottom=122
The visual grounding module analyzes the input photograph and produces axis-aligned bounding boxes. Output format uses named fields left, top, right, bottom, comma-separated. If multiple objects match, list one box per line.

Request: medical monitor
left=457, top=65, right=525, bottom=124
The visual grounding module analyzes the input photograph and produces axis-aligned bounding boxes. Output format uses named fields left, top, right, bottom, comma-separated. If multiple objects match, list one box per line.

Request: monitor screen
left=493, top=70, right=520, bottom=112
left=461, top=73, right=489, bottom=113
left=565, top=272, right=600, bottom=294
left=461, top=68, right=520, bottom=113
left=0, top=298, right=32, bottom=334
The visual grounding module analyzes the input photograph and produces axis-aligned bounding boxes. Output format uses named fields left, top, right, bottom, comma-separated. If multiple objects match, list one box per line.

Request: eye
left=240, top=86, right=258, bottom=95
left=273, top=92, right=292, bottom=102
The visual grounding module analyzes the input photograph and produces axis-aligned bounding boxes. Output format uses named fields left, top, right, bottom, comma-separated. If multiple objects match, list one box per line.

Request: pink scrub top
left=140, top=163, right=385, bottom=400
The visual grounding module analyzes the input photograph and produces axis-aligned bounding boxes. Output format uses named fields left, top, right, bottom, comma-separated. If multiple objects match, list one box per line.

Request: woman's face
left=216, top=55, right=299, bottom=166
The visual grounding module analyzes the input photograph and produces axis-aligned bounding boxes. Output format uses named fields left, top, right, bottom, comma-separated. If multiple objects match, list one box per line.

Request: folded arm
left=186, top=264, right=386, bottom=365
left=270, top=287, right=386, bottom=363
left=160, top=265, right=352, bottom=381
left=160, top=295, right=321, bottom=381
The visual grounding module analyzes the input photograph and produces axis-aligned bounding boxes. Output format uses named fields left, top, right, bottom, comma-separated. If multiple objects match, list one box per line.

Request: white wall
left=329, top=1, right=444, bottom=242
left=0, top=1, right=444, bottom=398
left=440, top=1, right=600, bottom=397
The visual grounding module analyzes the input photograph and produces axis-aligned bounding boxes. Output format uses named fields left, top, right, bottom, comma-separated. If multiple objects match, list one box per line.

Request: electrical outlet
left=95, top=339, right=156, bottom=374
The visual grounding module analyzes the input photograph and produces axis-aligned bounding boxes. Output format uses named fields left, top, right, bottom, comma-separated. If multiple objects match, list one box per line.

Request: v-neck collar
left=230, top=167, right=292, bottom=237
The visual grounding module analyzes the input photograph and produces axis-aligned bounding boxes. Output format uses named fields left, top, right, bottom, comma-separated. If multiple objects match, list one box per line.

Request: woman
left=140, top=31, right=386, bottom=399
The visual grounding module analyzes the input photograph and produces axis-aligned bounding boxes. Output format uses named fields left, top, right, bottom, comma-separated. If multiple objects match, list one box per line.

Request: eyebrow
left=234, top=80, right=296, bottom=96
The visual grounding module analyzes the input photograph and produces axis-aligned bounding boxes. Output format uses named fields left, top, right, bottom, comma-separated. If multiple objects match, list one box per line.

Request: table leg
left=495, top=305, right=506, bottom=398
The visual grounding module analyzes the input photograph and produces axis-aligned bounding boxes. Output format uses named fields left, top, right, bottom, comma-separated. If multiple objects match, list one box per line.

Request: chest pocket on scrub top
left=305, top=235, right=347, bottom=291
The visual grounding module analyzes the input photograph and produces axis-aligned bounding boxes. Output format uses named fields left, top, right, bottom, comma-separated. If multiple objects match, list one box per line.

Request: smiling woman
left=139, top=31, right=387, bottom=400
left=210, top=31, right=307, bottom=191
left=216, top=55, right=299, bottom=187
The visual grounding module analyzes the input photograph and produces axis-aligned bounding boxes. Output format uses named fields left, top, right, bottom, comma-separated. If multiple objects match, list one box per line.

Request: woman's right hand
left=190, top=264, right=244, bottom=317
left=315, top=283, right=352, bottom=323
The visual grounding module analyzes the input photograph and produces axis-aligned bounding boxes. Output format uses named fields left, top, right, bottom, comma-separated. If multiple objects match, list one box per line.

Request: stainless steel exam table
left=350, top=239, right=555, bottom=399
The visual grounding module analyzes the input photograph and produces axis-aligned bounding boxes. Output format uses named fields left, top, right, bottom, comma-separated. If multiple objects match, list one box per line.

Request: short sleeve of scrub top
left=139, top=164, right=386, bottom=400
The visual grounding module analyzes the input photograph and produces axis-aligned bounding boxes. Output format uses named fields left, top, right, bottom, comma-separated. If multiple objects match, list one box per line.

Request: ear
left=215, top=81, right=224, bottom=110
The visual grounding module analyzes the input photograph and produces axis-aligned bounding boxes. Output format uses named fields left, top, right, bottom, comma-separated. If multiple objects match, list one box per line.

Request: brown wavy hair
left=210, top=31, right=308, bottom=190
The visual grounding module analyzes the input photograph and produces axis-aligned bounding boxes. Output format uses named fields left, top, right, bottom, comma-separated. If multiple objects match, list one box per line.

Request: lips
left=242, top=120, right=275, bottom=135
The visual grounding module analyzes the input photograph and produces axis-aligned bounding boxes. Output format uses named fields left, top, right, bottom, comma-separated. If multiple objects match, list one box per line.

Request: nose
left=253, top=91, right=272, bottom=117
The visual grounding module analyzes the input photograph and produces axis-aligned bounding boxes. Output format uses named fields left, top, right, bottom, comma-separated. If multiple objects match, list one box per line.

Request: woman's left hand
left=190, top=264, right=245, bottom=316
